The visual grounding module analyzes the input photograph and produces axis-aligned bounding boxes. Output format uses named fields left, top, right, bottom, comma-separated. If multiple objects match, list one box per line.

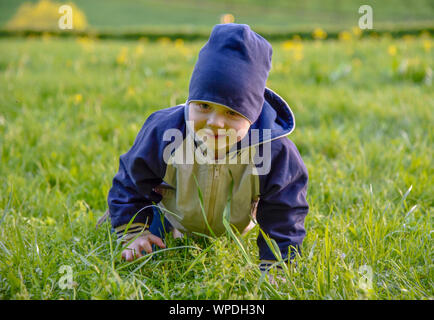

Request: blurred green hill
left=0, top=0, right=433, bottom=33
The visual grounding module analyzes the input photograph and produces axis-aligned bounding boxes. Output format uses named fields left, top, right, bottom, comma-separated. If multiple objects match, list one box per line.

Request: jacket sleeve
left=256, top=137, right=309, bottom=264
left=107, top=113, right=167, bottom=240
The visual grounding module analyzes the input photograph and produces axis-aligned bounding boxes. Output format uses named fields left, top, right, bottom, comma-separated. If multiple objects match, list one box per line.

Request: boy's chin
left=201, top=144, right=232, bottom=159
left=203, top=142, right=233, bottom=152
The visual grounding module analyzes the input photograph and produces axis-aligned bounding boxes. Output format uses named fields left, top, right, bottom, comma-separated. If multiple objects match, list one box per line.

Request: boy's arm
left=107, top=114, right=167, bottom=241
left=256, top=137, right=309, bottom=267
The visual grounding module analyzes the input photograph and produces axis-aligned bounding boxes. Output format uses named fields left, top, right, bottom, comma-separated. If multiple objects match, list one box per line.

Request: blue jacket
left=107, top=87, right=309, bottom=263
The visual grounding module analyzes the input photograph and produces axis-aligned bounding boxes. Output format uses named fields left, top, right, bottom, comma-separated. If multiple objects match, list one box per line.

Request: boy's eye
left=227, top=111, right=238, bottom=117
left=198, top=103, right=210, bottom=110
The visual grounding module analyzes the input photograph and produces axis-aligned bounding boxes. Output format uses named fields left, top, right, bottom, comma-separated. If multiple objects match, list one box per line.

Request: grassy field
left=1, top=0, right=434, bottom=32
left=0, top=33, right=433, bottom=299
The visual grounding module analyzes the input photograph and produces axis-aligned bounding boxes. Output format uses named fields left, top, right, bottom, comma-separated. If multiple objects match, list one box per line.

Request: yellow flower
left=423, top=40, right=431, bottom=52
left=41, top=31, right=51, bottom=42
left=126, top=86, right=135, bottom=96
left=312, top=28, right=327, bottom=40
left=339, top=31, right=352, bottom=41
left=74, top=93, right=83, bottom=103
left=295, top=42, right=303, bottom=51
left=174, top=38, right=184, bottom=48
left=402, top=35, right=414, bottom=42
left=134, top=44, right=144, bottom=56
left=130, top=123, right=139, bottom=132
left=116, top=54, right=126, bottom=65
left=157, top=37, right=171, bottom=45
left=174, top=39, right=190, bottom=56
left=116, top=47, right=128, bottom=65
left=220, top=13, right=235, bottom=24
left=352, top=26, right=362, bottom=37
left=282, top=40, right=303, bottom=51
left=387, top=45, right=397, bottom=56
left=282, top=40, right=294, bottom=51
left=76, top=36, right=94, bottom=52
left=182, top=47, right=192, bottom=57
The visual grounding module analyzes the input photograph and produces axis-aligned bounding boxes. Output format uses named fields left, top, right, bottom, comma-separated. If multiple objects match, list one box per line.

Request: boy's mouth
left=207, top=133, right=226, bottom=139
left=204, top=130, right=226, bottom=139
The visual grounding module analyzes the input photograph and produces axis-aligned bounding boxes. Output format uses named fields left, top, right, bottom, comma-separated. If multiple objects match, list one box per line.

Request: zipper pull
left=214, top=165, right=219, bottom=179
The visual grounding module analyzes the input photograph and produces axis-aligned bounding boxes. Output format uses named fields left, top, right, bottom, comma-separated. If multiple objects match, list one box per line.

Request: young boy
left=106, top=23, right=309, bottom=271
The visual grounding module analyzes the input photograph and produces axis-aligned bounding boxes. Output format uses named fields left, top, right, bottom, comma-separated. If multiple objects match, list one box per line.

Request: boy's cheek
left=189, top=118, right=206, bottom=132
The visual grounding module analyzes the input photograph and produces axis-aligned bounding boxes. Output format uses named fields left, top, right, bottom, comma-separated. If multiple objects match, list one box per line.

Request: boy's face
left=188, top=101, right=251, bottom=155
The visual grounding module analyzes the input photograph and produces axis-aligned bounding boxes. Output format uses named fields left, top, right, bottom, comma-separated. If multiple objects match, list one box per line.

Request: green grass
left=0, top=0, right=433, bottom=31
left=0, top=34, right=433, bottom=299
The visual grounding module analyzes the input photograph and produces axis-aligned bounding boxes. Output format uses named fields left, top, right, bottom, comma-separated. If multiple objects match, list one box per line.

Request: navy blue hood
left=187, top=23, right=273, bottom=124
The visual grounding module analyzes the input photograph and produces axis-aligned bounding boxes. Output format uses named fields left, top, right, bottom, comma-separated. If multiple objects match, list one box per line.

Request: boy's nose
left=207, top=112, right=225, bottom=129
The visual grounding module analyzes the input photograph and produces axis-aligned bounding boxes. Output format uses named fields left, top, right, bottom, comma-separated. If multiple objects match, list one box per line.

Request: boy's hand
left=260, top=260, right=288, bottom=288
left=267, top=273, right=287, bottom=287
left=121, top=231, right=166, bottom=262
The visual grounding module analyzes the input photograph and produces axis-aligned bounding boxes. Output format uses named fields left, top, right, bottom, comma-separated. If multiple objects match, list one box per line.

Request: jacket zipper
left=206, top=164, right=220, bottom=232
left=214, top=164, right=220, bottom=179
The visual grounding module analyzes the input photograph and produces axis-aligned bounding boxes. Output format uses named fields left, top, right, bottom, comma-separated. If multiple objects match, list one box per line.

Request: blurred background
left=1, top=0, right=433, bottom=35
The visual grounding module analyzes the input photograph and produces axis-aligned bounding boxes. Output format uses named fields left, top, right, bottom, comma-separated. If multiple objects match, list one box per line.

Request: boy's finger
left=148, top=234, right=166, bottom=248
left=124, top=247, right=142, bottom=261
left=133, top=245, right=144, bottom=259
left=139, top=239, right=153, bottom=254
left=124, top=249, right=133, bottom=262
